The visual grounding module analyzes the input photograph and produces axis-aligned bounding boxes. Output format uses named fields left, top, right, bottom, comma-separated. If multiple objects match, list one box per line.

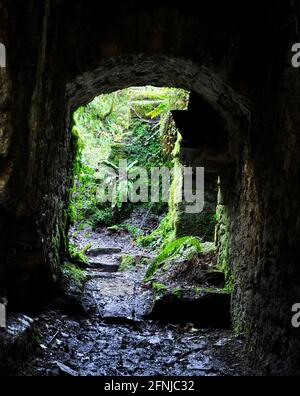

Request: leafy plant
left=137, top=212, right=175, bottom=249
left=145, top=236, right=202, bottom=280
left=99, top=159, right=139, bottom=211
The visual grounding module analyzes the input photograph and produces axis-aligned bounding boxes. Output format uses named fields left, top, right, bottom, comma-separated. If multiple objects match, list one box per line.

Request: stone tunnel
left=0, top=0, right=300, bottom=376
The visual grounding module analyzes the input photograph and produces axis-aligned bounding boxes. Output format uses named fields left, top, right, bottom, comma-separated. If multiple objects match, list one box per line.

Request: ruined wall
left=230, top=21, right=300, bottom=375
left=174, top=168, right=217, bottom=242
left=0, top=1, right=75, bottom=308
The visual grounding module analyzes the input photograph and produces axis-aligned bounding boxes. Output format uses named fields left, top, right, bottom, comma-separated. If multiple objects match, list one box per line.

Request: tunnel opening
left=64, top=84, right=233, bottom=328
left=68, top=86, right=190, bottom=238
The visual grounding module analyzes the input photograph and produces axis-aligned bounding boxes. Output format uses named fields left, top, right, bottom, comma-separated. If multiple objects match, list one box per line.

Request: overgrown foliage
left=145, top=236, right=202, bottom=280
left=69, top=86, right=189, bottom=229
left=68, top=243, right=89, bottom=266
left=137, top=211, right=176, bottom=249
left=152, top=282, right=168, bottom=296
left=136, top=126, right=186, bottom=251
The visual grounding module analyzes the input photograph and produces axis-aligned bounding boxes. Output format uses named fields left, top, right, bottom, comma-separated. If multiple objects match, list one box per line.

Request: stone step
left=87, top=247, right=122, bottom=256
left=145, top=288, right=231, bottom=329
left=193, top=270, right=225, bottom=288
left=86, top=262, right=119, bottom=272
left=82, top=273, right=154, bottom=323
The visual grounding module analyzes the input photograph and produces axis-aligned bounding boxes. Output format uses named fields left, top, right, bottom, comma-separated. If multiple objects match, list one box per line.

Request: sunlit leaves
left=70, top=86, right=190, bottom=228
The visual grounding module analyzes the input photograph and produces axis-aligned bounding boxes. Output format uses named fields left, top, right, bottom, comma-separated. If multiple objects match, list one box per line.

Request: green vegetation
left=119, top=255, right=151, bottom=272
left=68, top=243, right=89, bottom=265
left=66, top=85, right=230, bottom=297
left=119, top=255, right=136, bottom=272
left=107, top=223, right=143, bottom=238
left=172, top=287, right=183, bottom=299
left=145, top=236, right=202, bottom=280
left=62, top=262, right=87, bottom=287
left=107, top=225, right=120, bottom=233
left=201, top=242, right=217, bottom=254
left=137, top=133, right=184, bottom=250
left=69, top=86, right=189, bottom=230
left=122, top=225, right=144, bottom=239
left=152, top=282, right=168, bottom=296
left=137, top=211, right=175, bottom=249
left=215, top=204, right=233, bottom=291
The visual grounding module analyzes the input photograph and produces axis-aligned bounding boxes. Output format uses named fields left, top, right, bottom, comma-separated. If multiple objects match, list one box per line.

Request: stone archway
left=66, top=55, right=250, bottom=142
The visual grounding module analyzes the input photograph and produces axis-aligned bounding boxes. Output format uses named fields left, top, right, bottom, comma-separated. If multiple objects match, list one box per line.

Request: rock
left=87, top=247, right=122, bottom=256
left=82, top=273, right=154, bottom=322
left=196, top=270, right=225, bottom=288
left=55, top=362, right=78, bottom=376
left=52, top=294, right=86, bottom=316
left=87, top=262, right=119, bottom=272
left=146, top=289, right=231, bottom=329
left=0, top=314, right=36, bottom=375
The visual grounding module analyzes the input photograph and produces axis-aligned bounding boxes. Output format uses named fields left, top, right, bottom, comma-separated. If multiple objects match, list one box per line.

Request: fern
left=69, top=243, right=88, bottom=265
left=145, top=236, right=202, bottom=280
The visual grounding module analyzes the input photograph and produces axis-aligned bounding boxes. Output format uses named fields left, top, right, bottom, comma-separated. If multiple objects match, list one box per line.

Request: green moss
left=216, top=204, right=233, bottom=292
left=172, top=287, right=183, bottom=299
left=107, top=225, right=120, bottom=233
left=62, top=262, right=87, bottom=287
left=201, top=242, right=217, bottom=253
left=136, top=164, right=182, bottom=249
left=81, top=243, right=92, bottom=253
left=140, top=257, right=151, bottom=267
left=119, top=255, right=151, bottom=272
left=205, top=287, right=228, bottom=294
left=152, top=282, right=168, bottom=296
left=68, top=243, right=88, bottom=265
left=137, top=211, right=175, bottom=249
left=119, top=255, right=136, bottom=272
left=171, top=132, right=182, bottom=158
left=67, top=202, right=77, bottom=227
left=31, top=330, right=42, bottom=346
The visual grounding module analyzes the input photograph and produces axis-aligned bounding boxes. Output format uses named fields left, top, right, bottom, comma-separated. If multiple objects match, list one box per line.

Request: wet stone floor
left=19, top=215, right=250, bottom=376
left=20, top=309, right=247, bottom=376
